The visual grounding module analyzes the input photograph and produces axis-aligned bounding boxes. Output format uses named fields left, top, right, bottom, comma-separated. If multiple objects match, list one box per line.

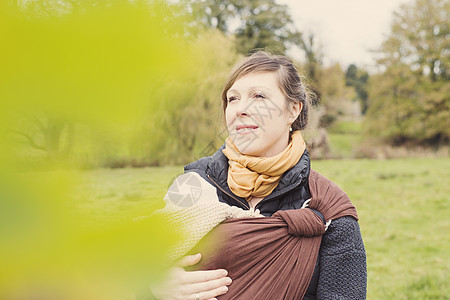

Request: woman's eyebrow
left=250, top=86, right=271, bottom=91
left=227, top=86, right=272, bottom=96
left=250, top=86, right=272, bottom=95
left=227, top=88, right=240, bottom=96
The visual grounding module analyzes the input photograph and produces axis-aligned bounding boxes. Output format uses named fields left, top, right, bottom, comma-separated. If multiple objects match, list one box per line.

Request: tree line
left=3, top=0, right=448, bottom=169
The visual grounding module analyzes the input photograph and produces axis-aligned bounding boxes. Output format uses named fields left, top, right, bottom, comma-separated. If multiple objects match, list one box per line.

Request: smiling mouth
left=236, top=125, right=259, bottom=134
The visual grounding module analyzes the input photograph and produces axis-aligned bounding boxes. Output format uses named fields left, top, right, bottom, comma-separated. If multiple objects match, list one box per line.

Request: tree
left=296, top=31, right=324, bottom=108
left=187, top=0, right=301, bottom=54
left=365, top=0, right=450, bottom=146
left=299, top=32, right=323, bottom=82
left=9, top=112, right=76, bottom=168
left=319, top=63, right=357, bottom=127
left=345, top=64, right=369, bottom=114
left=381, top=0, right=449, bottom=81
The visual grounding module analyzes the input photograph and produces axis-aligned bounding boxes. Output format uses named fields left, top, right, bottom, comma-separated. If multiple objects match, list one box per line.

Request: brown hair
left=221, top=51, right=309, bottom=130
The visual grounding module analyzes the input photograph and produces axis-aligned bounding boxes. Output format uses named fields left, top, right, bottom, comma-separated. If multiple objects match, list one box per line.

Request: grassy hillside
left=78, top=158, right=450, bottom=299
left=311, top=158, right=449, bottom=299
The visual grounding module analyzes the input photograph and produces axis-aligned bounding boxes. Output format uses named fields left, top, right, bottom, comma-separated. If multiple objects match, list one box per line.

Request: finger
left=191, top=276, right=232, bottom=293
left=179, top=276, right=231, bottom=295
left=180, top=269, right=228, bottom=284
left=177, top=253, right=202, bottom=268
left=189, top=285, right=229, bottom=300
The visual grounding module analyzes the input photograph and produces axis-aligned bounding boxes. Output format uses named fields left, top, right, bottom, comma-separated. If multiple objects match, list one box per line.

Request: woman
left=148, top=51, right=366, bottom=300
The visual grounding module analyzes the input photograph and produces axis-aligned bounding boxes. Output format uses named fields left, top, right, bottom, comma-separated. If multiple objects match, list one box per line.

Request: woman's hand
left=151, top=253, right=232, bottom=300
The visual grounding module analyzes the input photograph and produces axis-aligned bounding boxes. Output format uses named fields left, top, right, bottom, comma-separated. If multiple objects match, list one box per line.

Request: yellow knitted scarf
left=222, top=131, right=306, bottom=200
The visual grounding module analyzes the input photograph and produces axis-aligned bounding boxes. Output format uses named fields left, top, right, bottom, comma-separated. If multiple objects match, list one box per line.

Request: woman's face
left=225, top=72, right=300, bottom=157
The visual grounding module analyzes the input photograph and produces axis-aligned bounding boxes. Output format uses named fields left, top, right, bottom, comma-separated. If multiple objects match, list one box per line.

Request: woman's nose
left=236, top=110, right=251, bottom=117
left=235, top=99, right=252, bottom=117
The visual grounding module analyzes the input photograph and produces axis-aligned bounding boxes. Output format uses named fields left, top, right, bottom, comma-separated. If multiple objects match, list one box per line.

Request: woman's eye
left=253, top=93, right=266, bottom=99
left=228, top=96, right=238, bottom=102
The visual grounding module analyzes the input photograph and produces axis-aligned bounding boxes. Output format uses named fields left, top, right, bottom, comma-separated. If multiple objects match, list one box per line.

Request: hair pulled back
left=221, top=51, right=309, bottom=131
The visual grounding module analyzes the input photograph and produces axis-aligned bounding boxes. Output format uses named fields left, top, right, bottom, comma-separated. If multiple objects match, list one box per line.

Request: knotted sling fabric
left=222, top=131, right=306, bottom=199
left=153, top=170, right=358, bottom=299
left=188, top=208, right=325, bottom=299
left=186, top=170, right=358, bottom=300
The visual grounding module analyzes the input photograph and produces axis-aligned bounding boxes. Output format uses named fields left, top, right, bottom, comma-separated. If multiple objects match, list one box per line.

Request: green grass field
left=80, top=158, right=450, bottom=299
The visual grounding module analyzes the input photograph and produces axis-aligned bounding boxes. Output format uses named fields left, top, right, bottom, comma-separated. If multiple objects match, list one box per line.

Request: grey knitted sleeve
left=316, top=216, right=367, bottom=299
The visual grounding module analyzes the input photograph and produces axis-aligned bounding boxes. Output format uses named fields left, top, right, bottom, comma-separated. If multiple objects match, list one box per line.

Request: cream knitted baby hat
left=152, top=172, right=263, bottom=262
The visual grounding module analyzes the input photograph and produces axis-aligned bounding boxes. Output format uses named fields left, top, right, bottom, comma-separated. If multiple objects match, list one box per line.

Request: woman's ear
left=289, top=102, right=302, bottom=123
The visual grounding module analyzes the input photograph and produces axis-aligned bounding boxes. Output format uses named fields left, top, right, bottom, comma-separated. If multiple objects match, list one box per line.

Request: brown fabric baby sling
left=187, top=170, right=359, bottom=300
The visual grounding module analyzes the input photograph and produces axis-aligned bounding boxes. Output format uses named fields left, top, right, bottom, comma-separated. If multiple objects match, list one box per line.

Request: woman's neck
left=247, top=196, right=264, bottom=209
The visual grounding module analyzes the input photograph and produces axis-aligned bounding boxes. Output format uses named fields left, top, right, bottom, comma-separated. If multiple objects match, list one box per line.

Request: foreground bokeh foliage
left=0, top=2, right=196, bottom=299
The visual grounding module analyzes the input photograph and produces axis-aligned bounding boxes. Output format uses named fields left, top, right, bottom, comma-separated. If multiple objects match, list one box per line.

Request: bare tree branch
left=11, top=129, right=47, bottom=152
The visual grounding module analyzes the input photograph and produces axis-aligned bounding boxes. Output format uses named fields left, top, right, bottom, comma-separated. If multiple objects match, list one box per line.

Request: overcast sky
left=279, top=0, right=413, bottom=69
